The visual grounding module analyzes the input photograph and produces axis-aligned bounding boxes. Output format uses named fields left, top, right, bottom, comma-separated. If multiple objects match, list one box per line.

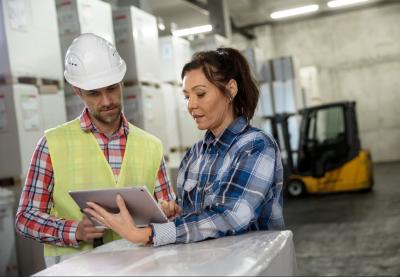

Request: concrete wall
left=246, top=3, right=400, bottom=162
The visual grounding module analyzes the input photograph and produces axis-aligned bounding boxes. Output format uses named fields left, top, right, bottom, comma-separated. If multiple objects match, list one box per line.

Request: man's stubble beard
left=92, top=105, right=122, bottom=125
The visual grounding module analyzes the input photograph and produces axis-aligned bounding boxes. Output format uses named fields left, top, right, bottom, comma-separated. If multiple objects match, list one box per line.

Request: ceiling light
left=158, top=22, right=166, bottom=31
left=270, top=4, right=319, bottom=19
left=157, top=17, right=166, bottom=31
left=327, top=0, right=370, bottom=8
left=172, top=24, right=213, bottom=37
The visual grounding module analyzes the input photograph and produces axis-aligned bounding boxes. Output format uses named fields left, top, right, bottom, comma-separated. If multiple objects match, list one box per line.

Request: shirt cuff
left=65, top=220, right=80, bottom=247
left=152, top=222, right=176, bottom=247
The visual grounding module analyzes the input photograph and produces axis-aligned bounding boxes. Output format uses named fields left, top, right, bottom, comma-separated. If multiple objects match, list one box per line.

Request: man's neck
left=90, top=115, right=122, bottom=136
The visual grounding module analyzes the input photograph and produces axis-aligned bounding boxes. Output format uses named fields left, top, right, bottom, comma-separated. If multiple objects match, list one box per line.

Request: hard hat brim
left=64, top=61, right=127, bottom=91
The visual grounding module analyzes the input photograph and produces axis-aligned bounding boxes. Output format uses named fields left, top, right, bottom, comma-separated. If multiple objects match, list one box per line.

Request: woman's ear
left=227, top=79, right=238, bottom=99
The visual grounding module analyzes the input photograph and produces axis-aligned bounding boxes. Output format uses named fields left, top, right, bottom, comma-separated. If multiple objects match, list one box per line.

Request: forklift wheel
left=287, top=180, right=306, bottom=197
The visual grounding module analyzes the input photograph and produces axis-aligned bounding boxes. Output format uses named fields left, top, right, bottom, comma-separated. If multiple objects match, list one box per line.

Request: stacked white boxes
left=0, top=84, right=42, bottom=180
left=123, top=84, right=167, bottom=150
left=271, top=57, right=297, bottom=114
left=113, top=6, right=159, bottom=84
left=113, top=6, right=168, bottom=156
left=271, top=57, right=299, bottom=153
left=0, top=1, right=64, bottom=80
left=0, top=0, right=66, bottom=180
left=158, top=82, right=181, bottom=168
left=174, top=87, right=204, bottom=150
left=0, top=1, right=67, bottom=275
left=159, top=36, right=203, bottom=168
left=250, top=56, right=300, bottom=166
left=242, top=47, right=273, bottom=135
left=159, top=36, right=191, bottom=84
left=255, top=83, right=274, bottom=136
left=55, top=0, right=115, bottom=120
left=56, top=0, right=115, bottom=54
left=258, top=83, right=274, bottom=118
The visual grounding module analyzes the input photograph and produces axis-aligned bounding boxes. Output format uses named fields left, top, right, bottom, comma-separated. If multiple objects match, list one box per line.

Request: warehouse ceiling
left=147, top=0, right=392, bottom=37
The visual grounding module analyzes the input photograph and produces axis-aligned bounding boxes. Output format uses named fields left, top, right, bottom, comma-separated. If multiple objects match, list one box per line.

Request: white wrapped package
left=34, top=230, right=298, bottom=276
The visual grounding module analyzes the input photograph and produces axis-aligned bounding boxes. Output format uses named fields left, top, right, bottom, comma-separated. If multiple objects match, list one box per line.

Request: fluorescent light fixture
left=157, top=17, right=166, bottom=31
left=158, top=22, right=166, bottom=31
left=172, top=24, right=212, bottom=37
left=270, top=4, right=319, bottom=19
left=327, top=0, right=370, bottom=8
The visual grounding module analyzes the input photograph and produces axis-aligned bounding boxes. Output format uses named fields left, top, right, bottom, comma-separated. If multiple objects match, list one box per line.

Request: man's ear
left=227, top=79, right=238, bottom=99
left=72, top=86, right=82, bottom=97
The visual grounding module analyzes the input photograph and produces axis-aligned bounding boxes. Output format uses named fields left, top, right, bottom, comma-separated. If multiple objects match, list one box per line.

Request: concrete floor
left=284, top=162, right=400, bottom=276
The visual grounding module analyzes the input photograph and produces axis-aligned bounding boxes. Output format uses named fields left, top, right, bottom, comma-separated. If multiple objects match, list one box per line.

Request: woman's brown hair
left=181, top=47, right=259, bottom=121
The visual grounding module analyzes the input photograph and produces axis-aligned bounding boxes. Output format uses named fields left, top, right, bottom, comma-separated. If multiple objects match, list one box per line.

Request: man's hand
left=75, top=215, right=105, bottom=242
left=159, top=200, right=182, bottom=219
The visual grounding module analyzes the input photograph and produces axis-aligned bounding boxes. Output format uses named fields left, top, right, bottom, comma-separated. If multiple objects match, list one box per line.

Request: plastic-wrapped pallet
left=33, top=230, right=298, bottom=276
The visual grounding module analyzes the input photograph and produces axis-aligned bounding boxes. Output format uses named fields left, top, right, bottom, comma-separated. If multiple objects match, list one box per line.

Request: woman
left=85, top=47, right=285, bottom=247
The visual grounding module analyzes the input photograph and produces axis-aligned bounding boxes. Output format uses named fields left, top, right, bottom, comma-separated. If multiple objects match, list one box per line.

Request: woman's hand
left=84, top=194, right=150, bottom=244
left=159, top=200, right=182, bottom=219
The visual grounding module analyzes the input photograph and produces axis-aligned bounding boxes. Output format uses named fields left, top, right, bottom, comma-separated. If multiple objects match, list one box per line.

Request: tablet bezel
left=69, top=186, right=169, bottom=228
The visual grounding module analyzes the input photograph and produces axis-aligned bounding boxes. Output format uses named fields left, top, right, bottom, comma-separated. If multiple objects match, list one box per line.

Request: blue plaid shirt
left=152, top=116, right=284, bottom=246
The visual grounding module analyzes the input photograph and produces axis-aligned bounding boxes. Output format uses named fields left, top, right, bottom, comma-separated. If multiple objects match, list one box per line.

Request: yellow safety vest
left=44, top=118, right=162, bottom=256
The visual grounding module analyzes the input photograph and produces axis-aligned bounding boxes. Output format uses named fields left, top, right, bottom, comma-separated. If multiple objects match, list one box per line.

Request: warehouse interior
left=0, top=0, right=399, bottom=276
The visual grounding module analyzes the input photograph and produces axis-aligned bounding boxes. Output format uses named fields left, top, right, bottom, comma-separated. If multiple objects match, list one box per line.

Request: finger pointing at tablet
left=159, top=200, right=182, bottom=219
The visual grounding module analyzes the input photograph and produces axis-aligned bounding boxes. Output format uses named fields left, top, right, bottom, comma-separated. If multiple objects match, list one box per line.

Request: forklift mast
left=265, top=113, right=296, bottom=174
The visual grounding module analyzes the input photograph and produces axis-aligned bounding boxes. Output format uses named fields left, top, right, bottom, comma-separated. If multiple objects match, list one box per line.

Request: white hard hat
left=64, top=33, right=126, bottom=90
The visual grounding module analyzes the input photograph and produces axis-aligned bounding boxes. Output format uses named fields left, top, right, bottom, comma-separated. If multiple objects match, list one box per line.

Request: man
left=15, top=33, right=176, bottom=266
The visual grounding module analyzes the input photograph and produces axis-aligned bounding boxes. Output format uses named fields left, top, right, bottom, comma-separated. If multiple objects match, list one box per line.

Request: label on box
left=57, top=0, right=80, bottom=35
left=6, top=0, right=32, bottom=31
left=20, top=93, right=40, bottom=131
left=114, top=11, right=130, bottom=44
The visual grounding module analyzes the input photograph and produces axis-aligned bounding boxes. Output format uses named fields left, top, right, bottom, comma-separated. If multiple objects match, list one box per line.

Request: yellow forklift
left=267, top=101, right=374, bottom=197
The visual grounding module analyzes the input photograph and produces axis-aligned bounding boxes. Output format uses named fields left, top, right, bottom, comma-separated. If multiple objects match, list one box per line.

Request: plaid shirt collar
left=79, top=108, right=130, bottom=136
left=203, top=116, right=248, bottom=154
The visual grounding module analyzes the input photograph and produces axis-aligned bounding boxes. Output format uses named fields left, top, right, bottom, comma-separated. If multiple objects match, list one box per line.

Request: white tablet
left=69, top=186, right=168, bottom=228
